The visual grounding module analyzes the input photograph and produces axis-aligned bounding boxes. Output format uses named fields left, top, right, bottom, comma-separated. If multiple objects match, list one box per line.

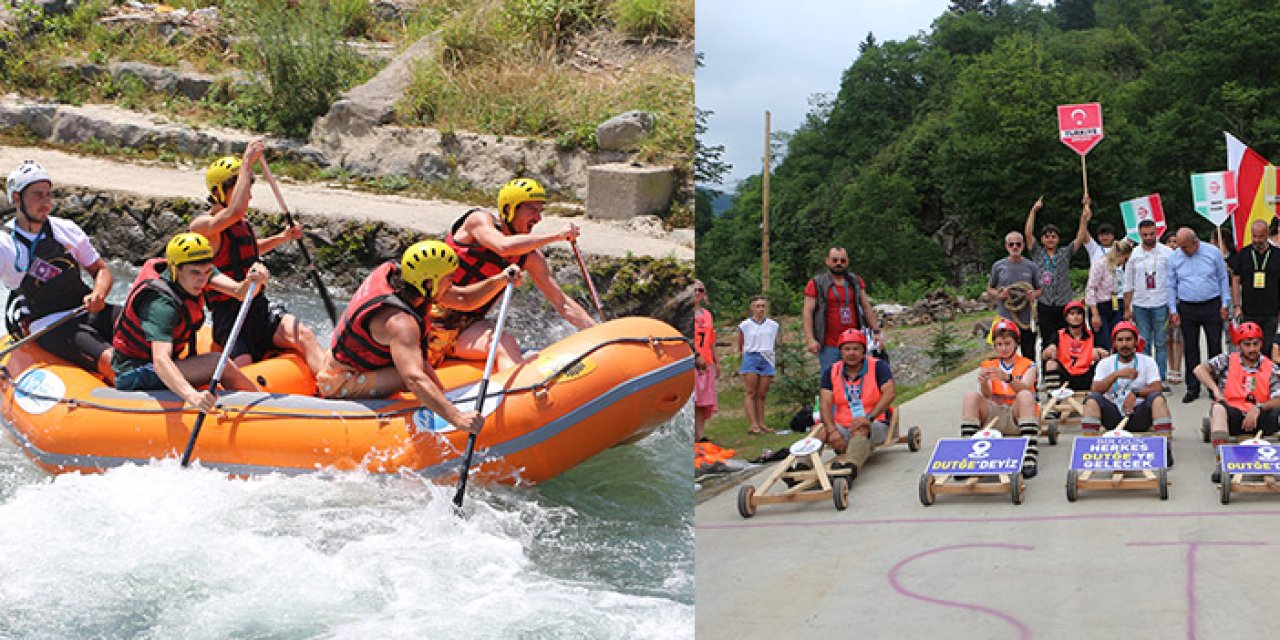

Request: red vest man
left=1194, top=321, right=1280, bottom=483
left=815, top=328, right=896, bottom=482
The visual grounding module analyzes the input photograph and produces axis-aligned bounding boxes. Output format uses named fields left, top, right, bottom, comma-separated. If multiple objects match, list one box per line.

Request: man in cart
left=1192, top=321, right=1280, bottom=483
left=810, top=328, right=896, bottom=484
left=1081, top=321, right=1172, bottom=438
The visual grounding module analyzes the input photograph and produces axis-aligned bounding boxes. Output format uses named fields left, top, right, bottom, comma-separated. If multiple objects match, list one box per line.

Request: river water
left=0, top=262, right=694, bottom=639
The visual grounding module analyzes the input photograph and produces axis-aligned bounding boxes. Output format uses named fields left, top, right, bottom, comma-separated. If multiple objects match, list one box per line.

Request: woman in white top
left=1085, top=238, right=1134, bottom=352
left=738, top=295, right=780, bottom=435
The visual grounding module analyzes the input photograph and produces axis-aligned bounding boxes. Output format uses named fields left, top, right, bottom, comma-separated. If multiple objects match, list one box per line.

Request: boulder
left=596, top=110, right=655, bottom=152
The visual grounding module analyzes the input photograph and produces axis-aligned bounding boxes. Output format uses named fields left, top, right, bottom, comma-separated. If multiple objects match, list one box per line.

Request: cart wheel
left=1011, top=476, right=1023, bottom=505
left=918, top=474, right=935, bottom=506
left=1201, top=418, right=1210, bottom=443
left=832, top=476, right=849, bottom=511
left=1220, top=474, right=1231, bottom=505
left=737, top=485, right=757, bottom=518
left=1046, top=421, right=1059, bottom=446
left=1066, top=468, right=1078, bottom=502
left=907, top=426, right=922, bottom=452
left=1157, top=468, right=1169, bottom=501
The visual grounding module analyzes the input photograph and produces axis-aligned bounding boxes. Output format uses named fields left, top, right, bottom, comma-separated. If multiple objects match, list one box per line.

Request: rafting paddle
left=180, top=282, right=257, bottom=467
left=258, top=159, right=339, bottom=327
left=452, top=279, right=516, bottom=511
left=0, top=305, right=87, bottom=359
left=570, top=238, right=604, bottom=321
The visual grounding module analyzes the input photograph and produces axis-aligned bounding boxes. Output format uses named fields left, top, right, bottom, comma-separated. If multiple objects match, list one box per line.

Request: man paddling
left=316, top=240, right=520, bottom=433
left=433, top=178, right=594, bottom=370
left=189, top=140, right=325, bottom=374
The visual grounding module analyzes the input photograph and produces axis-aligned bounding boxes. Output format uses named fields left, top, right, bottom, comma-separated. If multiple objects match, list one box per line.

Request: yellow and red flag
left=1226, top=132, right=1279, bottom=249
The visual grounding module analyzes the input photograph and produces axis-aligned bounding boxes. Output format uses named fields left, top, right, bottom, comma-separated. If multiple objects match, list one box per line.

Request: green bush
left=610, top=0, right=693, bottom=39
left=502, top=0, right=600, bottom=47
left=330, top=0, right=375, bottom=37
left=220, top=0, right=375, bottom=138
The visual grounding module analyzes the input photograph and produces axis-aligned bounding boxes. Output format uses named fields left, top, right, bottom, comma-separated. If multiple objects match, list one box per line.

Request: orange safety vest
left=982, top=355, right=1035, bottom=405
left=1056, top=327, right=1095, bottom=376
left=830, top=356, right=888, bottom=425
left=694, top=441, right=737, bottom=470
left=1223, top=353, right=1275, bottom=412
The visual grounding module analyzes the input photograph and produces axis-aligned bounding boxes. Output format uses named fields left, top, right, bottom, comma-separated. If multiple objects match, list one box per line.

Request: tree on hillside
left=1054, top=0, right=1095, bottom=31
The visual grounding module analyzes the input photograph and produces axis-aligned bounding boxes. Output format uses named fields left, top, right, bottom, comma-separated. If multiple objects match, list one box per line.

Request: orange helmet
left=1233, top=321, right=1264, bottom=345
left=838, top=328, right=867, bottom=347
left=991, top=318, right=1021, bottom=340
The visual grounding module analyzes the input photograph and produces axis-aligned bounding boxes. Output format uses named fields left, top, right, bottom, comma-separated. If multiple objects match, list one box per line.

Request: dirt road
left=0, top=146, right=693, bottom=261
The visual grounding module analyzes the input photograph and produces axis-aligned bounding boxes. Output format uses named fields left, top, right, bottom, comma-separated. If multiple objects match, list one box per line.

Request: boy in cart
left=1041, top=300, right=1108, bottom=392
left=959, top=318, right=1041, bottom=478
left=1192, top=321, right=1280, bottom=483
left=1081, top=321, right=1172, bottom=437
left=811, top=328, right=896, bottom=484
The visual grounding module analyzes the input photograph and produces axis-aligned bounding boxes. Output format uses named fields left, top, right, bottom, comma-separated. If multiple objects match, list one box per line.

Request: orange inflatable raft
left=0, top=316, right=693, bottom=484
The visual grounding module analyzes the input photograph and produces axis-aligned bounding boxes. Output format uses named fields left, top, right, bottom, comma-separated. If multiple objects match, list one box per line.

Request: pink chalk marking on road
left=1125, top=541, right=1270, bottom=640
left=888, top=543, right=1035, bottom=640
left=698, top=509, right=1280, bottom=531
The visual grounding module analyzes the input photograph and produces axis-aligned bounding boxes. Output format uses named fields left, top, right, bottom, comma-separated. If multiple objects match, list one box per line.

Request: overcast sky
left=696, top=0, right=957, bottom=189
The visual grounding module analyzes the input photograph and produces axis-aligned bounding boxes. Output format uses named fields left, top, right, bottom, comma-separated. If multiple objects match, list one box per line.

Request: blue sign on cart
left=1069, top=435, right=1166, bottom=471
left=1221, top=444, right=1280, bottom=475
left=925, top=438, right=1026, bottom=475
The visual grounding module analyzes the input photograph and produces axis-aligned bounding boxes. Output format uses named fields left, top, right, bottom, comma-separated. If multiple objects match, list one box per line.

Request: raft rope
left=0, top=335, right=694, bottom=420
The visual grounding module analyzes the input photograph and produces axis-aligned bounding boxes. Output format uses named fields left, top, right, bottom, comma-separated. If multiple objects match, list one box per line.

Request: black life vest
left=206, top=218, right=259, bottom=305
left=331, top=261, right=431, bottom=372
left=10, top=221, right=91, bottom=320
left=112, top=258, right=205, bottom=361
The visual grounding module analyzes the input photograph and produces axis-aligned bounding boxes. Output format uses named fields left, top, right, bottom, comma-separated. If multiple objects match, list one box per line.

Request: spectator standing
left=1168, top=227, right=1232, bottom=402
left=1085, top=238, right=1134, bottom=351
left=987, top=231, right=1042, bottom=358
left=803, top=247, right=880, bottom=375
left=1230, top=220, right=1280, bottom=349
left=1123, top=220, right=1175, bottom=379
left=738, top=296, right=780, bottom=435
left=693, top=280, right=717, bottom=442
left=1024, top=195, right=1092, bottom=351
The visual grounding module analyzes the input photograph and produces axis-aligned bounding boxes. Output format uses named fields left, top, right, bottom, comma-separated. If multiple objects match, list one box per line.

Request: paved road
left=696, top=354, right=1279, bottom=640
left=0, top=146, right=693, bottom=261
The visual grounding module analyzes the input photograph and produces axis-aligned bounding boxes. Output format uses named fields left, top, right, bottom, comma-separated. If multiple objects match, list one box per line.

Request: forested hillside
left=696, top=0, right=1280, bottom=317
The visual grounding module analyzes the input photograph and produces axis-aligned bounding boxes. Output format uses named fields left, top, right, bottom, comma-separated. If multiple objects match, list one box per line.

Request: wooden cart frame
left=737, top=412, right=921, bottom=518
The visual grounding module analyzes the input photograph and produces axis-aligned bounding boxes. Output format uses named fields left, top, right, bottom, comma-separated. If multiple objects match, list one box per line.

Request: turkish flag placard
left=1057, top=103, right=1104, bottom=156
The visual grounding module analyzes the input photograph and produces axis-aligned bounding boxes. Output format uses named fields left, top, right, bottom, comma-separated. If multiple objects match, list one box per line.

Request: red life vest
left=982, top=355, right=1035, bottom=405
left=694, top=307, right=716, bottom=364
left=1223, top=353, right=1275, bottom=412
left=830, top=356, right=889, bottom=425
left=1056, top=327, right=1095, bottom=376
left=206, top=218, right=260, bottom=305
left=112, top=258, right=205, bottom=361
left=331, top=261, right=431, bottom=372
left=443, top=209, right=528, bottom=320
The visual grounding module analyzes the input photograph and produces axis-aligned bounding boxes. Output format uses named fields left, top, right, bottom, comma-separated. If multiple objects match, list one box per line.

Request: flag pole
left=1080, top=154, right=1089, bottom=197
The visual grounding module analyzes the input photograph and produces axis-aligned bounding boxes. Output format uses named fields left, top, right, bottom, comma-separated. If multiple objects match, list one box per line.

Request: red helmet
left=991, top=318, right=1021, bottom=340
left=1111, top=320, right=1140, bottom=343
left=1233, top=321, right=1264, bottom=345
left=1063, top=300, right=1086, bottom=317
left=838, top=328, right=867, bottom=347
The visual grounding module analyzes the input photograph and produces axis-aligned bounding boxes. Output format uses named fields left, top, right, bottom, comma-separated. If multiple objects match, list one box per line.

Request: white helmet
left=6, top=161, right=51, bottom=207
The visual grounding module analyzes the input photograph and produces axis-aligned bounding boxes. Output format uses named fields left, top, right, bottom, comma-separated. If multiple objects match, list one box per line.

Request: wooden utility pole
left=762, top=110, right=771, bottom=293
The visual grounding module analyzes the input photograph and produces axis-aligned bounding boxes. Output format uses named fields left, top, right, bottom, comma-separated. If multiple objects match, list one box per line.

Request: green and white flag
left=1190, top=171, right=1236, bottom=226
left=1119, top=193, right=1166, bottom=242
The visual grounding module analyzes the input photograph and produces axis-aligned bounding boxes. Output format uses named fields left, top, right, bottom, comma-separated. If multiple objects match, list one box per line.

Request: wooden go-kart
left=1065, top=419, right=1170, bottom=502
left=918, top=419, right=1027, bottom=506
left=737, top=412, right=920, bottom=518
left=1218, top=437, right=1280, bottom=504
left=1040, top=383, right=1089, bottom=445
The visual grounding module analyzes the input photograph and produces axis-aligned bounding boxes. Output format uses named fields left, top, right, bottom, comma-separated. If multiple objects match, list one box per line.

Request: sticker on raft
left=535, top=353, right=595, bottom=383
left=13, top=368, right=65, bottom=415
left=410, top=381, right=507, bottom=434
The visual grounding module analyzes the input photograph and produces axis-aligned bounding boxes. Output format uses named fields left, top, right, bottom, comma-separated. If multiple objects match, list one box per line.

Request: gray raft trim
left=2, top=357, right=693, bottom=478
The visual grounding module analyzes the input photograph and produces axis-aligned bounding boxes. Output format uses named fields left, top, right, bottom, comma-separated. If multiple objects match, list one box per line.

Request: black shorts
left=34, top=304, right=121, bottom=373
left=1087, top=391, right=1159, bottom=432
left=1055, top=365, right=1096, bottom=392
left=1215, top=402, right=1280, bottom=437
left=210, top=295, right=287, bottom=362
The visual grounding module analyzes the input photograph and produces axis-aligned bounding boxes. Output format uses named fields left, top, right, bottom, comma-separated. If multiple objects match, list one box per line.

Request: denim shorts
left=738, top=351, right=775, bottom=376
left=114, top=363, right=164, bottom=391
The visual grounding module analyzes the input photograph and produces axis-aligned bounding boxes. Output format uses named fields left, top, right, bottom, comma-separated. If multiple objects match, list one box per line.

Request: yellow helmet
left=400, top=240, right=458, bottom=297
left=165, top=232, right=215, bottom=278
left=497, top=178, right=546, bottom=223
left=206, top=156, right=242, bottom=205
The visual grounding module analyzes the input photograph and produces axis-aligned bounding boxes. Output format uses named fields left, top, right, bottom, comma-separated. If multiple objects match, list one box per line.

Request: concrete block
left=586, top=163, right=674, bottom=220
